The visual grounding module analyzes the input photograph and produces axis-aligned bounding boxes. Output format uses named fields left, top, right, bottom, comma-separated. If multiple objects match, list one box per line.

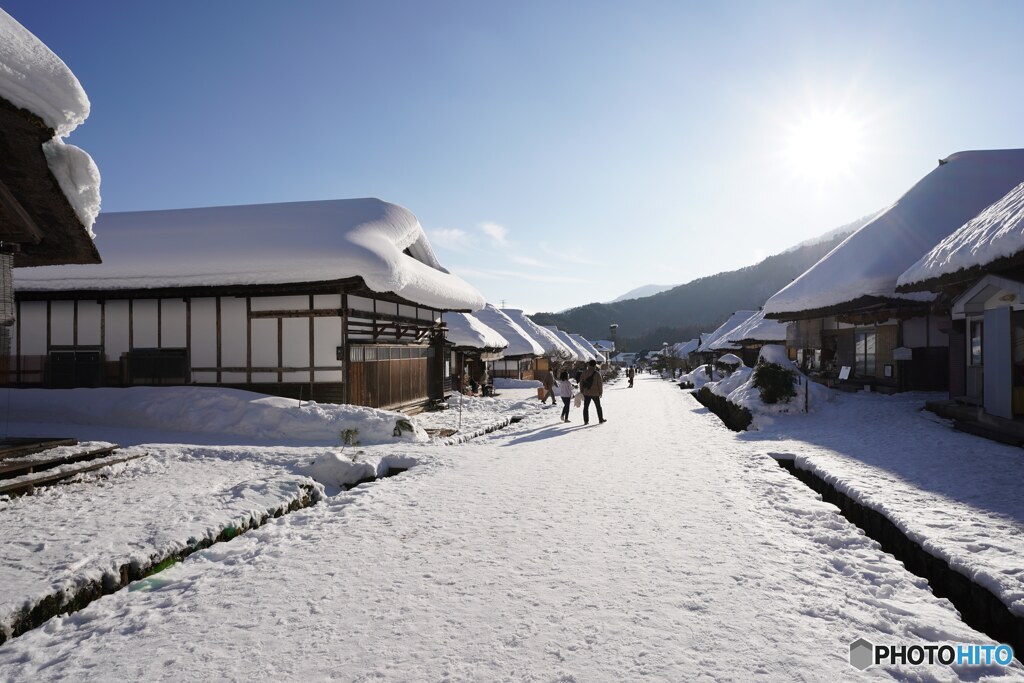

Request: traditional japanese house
left=472, top=304, right=543, bottom=379
left=765, top=150, right=1024, bottom=392
left=723, top=309, right=788, bottom=367
left=501, top=309, right=575, bottom=378
left=897, top=179, right=1024, bottom=430
left=10, top=198, right=485, bottom=412
left=443, top=311, right=508, bottom=393
left=694, top=311, right=757, bottom=367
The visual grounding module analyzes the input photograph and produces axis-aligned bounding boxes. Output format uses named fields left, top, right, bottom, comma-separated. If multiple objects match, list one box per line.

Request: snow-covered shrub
left=714, top=353, right=743, bottom=375
left=752, top=362, right=797, bottom=404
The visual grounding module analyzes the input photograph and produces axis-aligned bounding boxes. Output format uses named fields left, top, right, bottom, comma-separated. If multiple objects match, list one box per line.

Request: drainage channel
left=2, top=464, right=414, bottom=646
left=773, top=454, right=1024, bottom=660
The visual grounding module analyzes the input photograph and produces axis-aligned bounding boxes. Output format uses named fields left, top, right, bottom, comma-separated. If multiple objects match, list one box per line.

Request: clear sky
left=7, top=1, right=1024, bottom=313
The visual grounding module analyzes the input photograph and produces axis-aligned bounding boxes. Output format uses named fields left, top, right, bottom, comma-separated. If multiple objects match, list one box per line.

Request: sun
left=782, top=108, right=866, bottom=183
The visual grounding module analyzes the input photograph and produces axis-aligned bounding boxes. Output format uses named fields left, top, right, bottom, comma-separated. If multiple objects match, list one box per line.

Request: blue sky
left=7, top=1, right=1024, bottom=314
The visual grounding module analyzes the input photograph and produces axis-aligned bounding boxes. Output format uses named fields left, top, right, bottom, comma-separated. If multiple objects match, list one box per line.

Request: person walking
left=627, top=366, right=635, bottom=388
left=541, top=368, right=557, bottom=405
left=579, top=359, right=605, bottom=425
left=557, top=370, right=574, bottom=422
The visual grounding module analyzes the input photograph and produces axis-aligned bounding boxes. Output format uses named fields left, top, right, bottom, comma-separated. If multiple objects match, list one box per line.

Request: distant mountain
left=608, top=284, right=677, bottom=303
left=531, top=215, right=877, bottom=351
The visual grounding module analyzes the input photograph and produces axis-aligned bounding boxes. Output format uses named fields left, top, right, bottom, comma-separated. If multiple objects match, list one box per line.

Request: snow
left=706, top=345, right=835, bottom=428
left=899, top=180, right=1024, bottom=288
left=0, top=9, right=89, bottom=137
left=3, top=386, right=428, bottom=446
left=669, top=338, right=699, bottom=357
left=443, top=311, right=509, bottom=351
left=679, top=363, right=721, bottom=388
left=765, top=149, right=1024, bottom=316
left=14, top=199, right=485, bottom=312
left=697, top=310, right=758, bottom=352
left=725, top=308, right=788, bottom=344
left=501, top=308, right=576, bottom=358
left=543, top=325, right=595, bottom=361
left=716, top=352, right=743, bottom=365
left=0, top=10, right=101, bottom=235
left=471, top=304, right=543, bottom=357
left=0, top=377, right=1020, bottom=679
left=568, top=333, right=602, bottom=360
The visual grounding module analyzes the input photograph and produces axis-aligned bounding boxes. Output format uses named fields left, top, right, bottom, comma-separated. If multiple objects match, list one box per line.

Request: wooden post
left=215, top=297, right=222, bottom=384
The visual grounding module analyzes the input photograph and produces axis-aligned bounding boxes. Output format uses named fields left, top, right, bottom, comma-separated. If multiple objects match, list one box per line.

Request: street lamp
left=609, top=323, right=618, bottom=367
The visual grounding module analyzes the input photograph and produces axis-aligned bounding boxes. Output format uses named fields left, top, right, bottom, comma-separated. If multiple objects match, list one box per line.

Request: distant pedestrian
left=557, top=371, right=574, bottom=422
left=627, top=366, right=635, bottom=388
left=579, top=359, right=605, bottom=425
left=541, top=368, right=557, bottom=404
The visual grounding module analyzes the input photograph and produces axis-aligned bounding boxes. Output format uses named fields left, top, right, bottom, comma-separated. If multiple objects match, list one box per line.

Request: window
left=855, top=331, right=876, bottom=377
left=969, top=320, right=983, bottom=366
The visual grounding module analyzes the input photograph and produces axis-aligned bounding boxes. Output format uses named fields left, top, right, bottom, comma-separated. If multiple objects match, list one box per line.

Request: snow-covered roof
left=569, top=334, right=602, bottom=359
left=0, top=9, right=100, bottom=246
left=725, top=309, right=788, bottom=345
left=591, top=339, right=614, bottom=352
left=544, top=327, right=596, bottom=362
left=15, top=198, right=486, bottom=311
left=471, top=304, right=544, bottom=357
left=444, top=312, right=509, bottom=352
left=698, top=311, right=758, bottom=352
left=671, top=339, right=700, bottom=356
left=501, top=310, right=575, bottom=357
left=0, top=10, right=89, bottom=137
left=898, top=180, right=1024, bottom=290
left=764, top=150, right=1024, bottom=318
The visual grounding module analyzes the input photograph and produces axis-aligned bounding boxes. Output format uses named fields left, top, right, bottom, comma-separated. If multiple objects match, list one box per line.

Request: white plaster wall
left=220, top=297, right=247, bottom=367
left=190, top=298, right=217, bottom=369
left=161, top=299, right=187, bottom=347
left=49, top=301, right=74, bottom=345
left=251, top=317, right=277, bottom=382
left=349, top=295, right=374, bottom=313
left=105, top=301, right=130, bottom=358
left=313, top=316, right=343, bottom=382
left=17, top=301, right=47, bottom=355
left=77, top=300, right=102, bottom=346
left=314, top=294, right=341, bottom=310
left=282, top=317, right=309, bottom=381
left=251, top=295, right=309, bottom=312
left=133, top=300, right=158, bottom=348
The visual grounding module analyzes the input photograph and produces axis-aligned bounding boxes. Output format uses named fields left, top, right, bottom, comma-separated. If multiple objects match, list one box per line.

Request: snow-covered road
left=0, top=375, right=1018, bottom=681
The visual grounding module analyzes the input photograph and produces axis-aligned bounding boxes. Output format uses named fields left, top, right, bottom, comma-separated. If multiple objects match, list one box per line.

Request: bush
left=752, top=362, right=797, bottom=404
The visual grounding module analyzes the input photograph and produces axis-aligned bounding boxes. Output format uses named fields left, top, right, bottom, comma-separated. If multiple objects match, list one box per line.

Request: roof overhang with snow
left=897, top=180, right=1024, bottom=294
left=14, top=198, right=486, bottom=312
left=443, top=311, right=509, bottom=354
left=0, top=11, right=100, bottom=267
left=764, top=150, right=1024, bottom=320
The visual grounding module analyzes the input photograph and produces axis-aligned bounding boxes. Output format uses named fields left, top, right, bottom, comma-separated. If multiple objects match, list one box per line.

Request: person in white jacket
left=557, top=371, right=574, bottom=422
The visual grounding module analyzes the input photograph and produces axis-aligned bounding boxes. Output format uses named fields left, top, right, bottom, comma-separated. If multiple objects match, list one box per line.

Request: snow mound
left=706, top=345, right=833, bottom=428
left=493, top=378, right=542, bottom=389
left=680, top=364, right=722, bottom=389
left=7, top=386, right=428, bottom=446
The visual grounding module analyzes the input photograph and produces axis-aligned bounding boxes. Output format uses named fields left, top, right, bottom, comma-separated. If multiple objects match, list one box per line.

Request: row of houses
left=666, top=149, right=1024, bottom=440
left=5, top=197, right=609, bottom=412
left=0, top=12, right=612, bottom=415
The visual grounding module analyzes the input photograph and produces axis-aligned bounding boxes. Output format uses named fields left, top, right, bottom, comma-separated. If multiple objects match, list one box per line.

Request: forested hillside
left=531, top=231, right=852, bottom=350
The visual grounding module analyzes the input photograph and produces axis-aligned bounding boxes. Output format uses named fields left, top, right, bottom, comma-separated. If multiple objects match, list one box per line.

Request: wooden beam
left=0, top=176, right=43, bottom=244
left=249, top=308, right=342, bottom=319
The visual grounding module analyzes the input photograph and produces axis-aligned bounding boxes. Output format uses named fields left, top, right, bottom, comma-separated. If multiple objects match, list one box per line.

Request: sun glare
left=782, top=109, right=866, bottom=183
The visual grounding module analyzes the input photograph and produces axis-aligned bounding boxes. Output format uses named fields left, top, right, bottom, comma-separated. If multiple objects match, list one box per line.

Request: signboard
left=892, top=347, right=913, bottom=361
left=838, top=366, right=851, bottom=380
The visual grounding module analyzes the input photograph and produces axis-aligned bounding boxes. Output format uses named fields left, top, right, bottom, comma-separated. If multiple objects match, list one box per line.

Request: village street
left=0, top=376, right=1017, bottom=681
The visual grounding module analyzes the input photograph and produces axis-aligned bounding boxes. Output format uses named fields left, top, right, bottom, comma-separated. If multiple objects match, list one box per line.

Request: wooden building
left=472, top=304, right=543, bottom=380
left=9, top=199, right=484, bottom=412
left=765, top=150, right=1024, bottom=392
left=897, top=179, right=1024, bottom=430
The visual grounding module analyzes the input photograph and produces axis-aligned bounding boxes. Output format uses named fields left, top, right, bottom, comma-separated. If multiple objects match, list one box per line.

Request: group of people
left=541, top=359, right=606, bottom=425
